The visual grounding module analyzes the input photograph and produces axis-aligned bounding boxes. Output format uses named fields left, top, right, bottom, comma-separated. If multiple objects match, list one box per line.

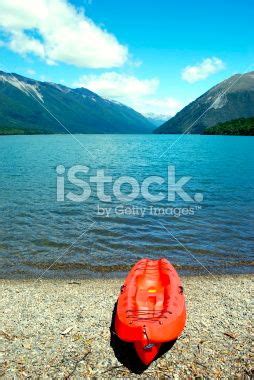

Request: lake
left=0, top=134, right=253, bottom=278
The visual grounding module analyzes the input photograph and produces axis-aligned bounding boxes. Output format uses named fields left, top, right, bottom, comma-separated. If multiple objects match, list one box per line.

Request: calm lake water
left=0, top=134, right=253, bottom=278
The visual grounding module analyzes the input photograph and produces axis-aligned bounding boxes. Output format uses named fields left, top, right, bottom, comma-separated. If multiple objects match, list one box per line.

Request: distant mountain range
left=0, top=70, right=154, bottom=134
left=1, top=70, right=254, bottom=136
left=145, top=113, right=171, bottom=127
left=155, top=71, right=254, bottom=134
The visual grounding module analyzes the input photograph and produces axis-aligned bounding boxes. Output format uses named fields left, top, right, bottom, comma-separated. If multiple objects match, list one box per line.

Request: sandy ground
left=0, top=275, right=252, bottom=379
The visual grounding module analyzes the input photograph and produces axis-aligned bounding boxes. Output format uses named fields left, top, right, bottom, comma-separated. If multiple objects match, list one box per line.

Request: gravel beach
left=0, top=275, right=252, bottom=379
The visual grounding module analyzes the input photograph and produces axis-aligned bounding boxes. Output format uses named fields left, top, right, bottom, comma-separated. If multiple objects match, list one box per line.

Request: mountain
left=145, top=113, right=171, bottom=127
left=155, top=71, right=254, bottom=134
left=0, top=71, right=154, bottom=134
left=204, top=117, right=254, bottom=135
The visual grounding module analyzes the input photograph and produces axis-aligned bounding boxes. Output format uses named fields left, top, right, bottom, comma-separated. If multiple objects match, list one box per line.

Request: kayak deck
left=115, top=258, right=186, bottom=353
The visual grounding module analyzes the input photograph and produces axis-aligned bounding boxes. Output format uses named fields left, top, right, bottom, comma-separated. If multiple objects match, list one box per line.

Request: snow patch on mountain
left=0, top=75, right=44, bottom=102
left=49, top=83, right=71, bottom=94
left=211, top=94, right=228, bottom=109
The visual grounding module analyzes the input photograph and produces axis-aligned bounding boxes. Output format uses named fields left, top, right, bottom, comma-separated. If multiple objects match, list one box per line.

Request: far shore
left=0, top=132, right=254, bottom=136
left=0, top=274, right=252, bottom=378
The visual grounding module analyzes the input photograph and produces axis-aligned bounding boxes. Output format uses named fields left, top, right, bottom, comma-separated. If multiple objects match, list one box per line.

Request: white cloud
left=134, top=97, right=183, bottom=117
left=26, top=68, right=36, bottom=76
left=0, top=0, right=128, bottom=68
left=8, top=31, right=45, bottom=57
left=74, top=72, right=159, bottom=99
left=181, top=57, right=225, bottom=83
left=128, top=58, right=143, bottom=67
left=74, top=72, right=182, bottom=117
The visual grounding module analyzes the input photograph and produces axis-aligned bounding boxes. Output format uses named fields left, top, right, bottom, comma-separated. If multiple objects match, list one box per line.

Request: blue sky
left=0, top=0, right=253, bottom=116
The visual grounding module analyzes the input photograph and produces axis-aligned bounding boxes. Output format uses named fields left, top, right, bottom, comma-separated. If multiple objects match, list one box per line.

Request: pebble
left=0, top=275, right=252, bottom=379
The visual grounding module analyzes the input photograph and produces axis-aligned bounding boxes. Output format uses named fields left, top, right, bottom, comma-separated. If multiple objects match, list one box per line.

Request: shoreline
left=1, top=263, right=253, bottom=280
left=0, top=274, right=252, bottom=378
left=0, top=270, right=253, bottom=280
left=1, top=133, right=254, bottom=136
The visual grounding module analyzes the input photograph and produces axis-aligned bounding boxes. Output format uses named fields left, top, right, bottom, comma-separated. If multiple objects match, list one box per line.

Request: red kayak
left=114, top=258, right=186, bottom=365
